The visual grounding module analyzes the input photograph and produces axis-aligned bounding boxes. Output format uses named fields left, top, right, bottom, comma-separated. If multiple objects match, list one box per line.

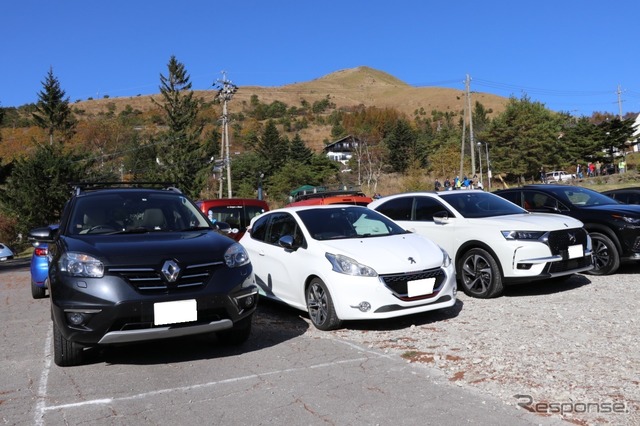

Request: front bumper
left=327, top=262, right=457, bottom=321
left=50, top=263, right=257, bottom=346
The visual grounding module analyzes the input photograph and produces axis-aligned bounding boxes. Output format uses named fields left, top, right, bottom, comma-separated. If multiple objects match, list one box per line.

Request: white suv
left=546, top=170, right=576, bottom=182
left=369, top=191, right=593, bottom=298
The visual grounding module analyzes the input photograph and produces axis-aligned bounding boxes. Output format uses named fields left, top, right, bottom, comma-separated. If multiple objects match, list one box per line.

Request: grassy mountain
left=76, top=66, right=508, bottom=118
left=1, top=66, right=509, bottom=158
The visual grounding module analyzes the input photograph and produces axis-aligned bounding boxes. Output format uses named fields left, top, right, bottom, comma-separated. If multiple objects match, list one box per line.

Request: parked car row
left=26, top=182, right=640, bottom=366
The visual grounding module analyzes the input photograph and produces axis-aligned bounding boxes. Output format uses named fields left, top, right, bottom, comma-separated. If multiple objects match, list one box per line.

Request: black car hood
left=59, top=231, right=235, bottom=266
left=581, top=204, right=640, bottom=216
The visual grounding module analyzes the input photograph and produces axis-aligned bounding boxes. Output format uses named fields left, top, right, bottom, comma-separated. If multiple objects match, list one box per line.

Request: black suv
left=494, top=184, right=640, bottom=275
left=29, top=184, right=258, bottom=366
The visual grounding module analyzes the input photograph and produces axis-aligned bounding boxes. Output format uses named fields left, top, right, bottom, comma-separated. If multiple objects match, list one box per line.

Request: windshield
left=553, top=187, right=621, bottom=207
left=297, top=206, right=407, bottom=240
left=206, top=205, right=266, bottom=230
left=68, top=192, right=210, bottom=235
left=440, top=191, right=527, bottom=218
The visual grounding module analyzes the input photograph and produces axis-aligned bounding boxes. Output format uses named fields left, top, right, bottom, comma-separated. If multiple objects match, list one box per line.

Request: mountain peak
left=308, top=66, right=409, bottom=88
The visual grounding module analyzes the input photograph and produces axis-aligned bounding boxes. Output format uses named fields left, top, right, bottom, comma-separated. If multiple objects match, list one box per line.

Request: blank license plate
left=568, top=244, right=584, bottom=259
left=407, top=278, right=435, bottom=298
left=154, top=299, right=197, bottom=325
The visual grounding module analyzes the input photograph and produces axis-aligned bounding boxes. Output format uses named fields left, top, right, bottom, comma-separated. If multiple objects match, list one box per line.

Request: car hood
left=464, top=213, right=584, bottom=230
left=319, top=233, right=445, bottom=274
left=580, top=204, right=640, bottom=216
left=60, top=231, right=235, bottom=266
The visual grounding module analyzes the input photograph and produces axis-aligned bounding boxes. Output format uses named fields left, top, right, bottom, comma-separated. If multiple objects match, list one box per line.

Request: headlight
left=611, top=214, right=640, bottom=224
left=441, top=248, right=452, bottom=268
left=60, top=252, right=104, bottom=278
left=325, top=253, right=377, bottom=277
left=501, top=230, right=546, bottom=240
left=224, top=243, right=250, bottom=268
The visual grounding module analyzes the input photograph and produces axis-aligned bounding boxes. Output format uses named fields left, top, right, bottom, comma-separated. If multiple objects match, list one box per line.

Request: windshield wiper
left=179, top=226, right=211, bottom=232
left=112, top=227, right=151, bottom=234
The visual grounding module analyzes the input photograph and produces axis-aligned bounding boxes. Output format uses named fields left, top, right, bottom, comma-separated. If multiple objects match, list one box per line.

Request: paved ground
left=0, top=260, right=565, bottom=425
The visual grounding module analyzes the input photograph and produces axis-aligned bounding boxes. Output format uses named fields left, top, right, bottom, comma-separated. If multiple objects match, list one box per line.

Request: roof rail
left=68, top=182, right=181, bottom=195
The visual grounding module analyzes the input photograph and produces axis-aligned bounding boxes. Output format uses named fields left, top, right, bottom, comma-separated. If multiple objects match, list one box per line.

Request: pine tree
left=32, top=67, right=76, bottom=145
left=152, top=56, right=207, bottom=197
left=288, top=133, right=313, bottom=164
left=1, top=144, right=90, bottom=234
left=256, top=120, right=289, bottom=174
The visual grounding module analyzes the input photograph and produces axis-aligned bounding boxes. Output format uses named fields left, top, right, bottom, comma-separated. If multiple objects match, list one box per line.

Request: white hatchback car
left=240, top=205, right=457, bottom=330
left=369, top=191, right=593, bottom=298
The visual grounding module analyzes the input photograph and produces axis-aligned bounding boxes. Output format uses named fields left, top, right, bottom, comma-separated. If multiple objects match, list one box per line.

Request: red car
left=197, top=198, right=269, bottom=241
left=286, top=189, right=372, bottom=207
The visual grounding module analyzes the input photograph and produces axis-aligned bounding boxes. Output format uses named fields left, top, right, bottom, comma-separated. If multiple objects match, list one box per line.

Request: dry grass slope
left=73, top=66, right=508, bottom=121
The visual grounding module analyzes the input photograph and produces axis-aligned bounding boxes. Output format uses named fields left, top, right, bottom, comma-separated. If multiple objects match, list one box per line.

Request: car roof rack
left=68, top=182, right=181, bottom=196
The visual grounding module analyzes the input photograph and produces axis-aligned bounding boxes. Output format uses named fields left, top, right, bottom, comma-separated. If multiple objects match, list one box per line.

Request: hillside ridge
left=73, top=66, right=508, bottom=119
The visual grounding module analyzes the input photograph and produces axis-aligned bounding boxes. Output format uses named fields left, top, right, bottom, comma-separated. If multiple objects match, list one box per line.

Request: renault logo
left=408, top=257, right=416, bottom=264
left=161, top=260, right=181, bottom=282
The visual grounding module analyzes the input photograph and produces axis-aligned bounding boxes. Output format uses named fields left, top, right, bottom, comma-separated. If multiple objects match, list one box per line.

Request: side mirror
left=433, top=211, right=450, bottom=224
left=29, top=226, right=56, bottom=243
left=278, top=235, right=295, bottom=250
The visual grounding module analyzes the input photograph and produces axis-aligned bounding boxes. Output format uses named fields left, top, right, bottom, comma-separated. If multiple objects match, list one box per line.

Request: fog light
left=243, top=295, right=255, bottom=308
left=357, top=302, right=371, bottom=312
left=235, top=293, right=257, bottom=310
left=517, top=263, right=533, bottom=270
left=66, top=312, right=86, bottom=326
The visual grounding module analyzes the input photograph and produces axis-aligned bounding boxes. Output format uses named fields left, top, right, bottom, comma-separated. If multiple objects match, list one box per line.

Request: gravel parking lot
left=2, top=259, right=637, bottom=425
left=305, top=265, right=640, bottom=426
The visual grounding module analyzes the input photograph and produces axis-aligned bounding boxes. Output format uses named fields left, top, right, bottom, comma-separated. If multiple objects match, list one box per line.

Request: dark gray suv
left=30, top=184, right=258, bottom=366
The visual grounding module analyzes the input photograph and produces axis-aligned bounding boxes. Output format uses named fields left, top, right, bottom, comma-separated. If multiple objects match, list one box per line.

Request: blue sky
left=2, top=1, right=639, bottom=116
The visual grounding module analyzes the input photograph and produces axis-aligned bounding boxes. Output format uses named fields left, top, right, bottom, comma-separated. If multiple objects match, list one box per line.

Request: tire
left=217, top=314, right=253, bottom=345
left=306, top=278, right=342, bottom=331
left=587, top=232, right=620, bottom=275
left=458, top=248, right=504, bottom=298
left=53, top=322, right=84, bottom=367
left=31, top=280, right=46, bottom=299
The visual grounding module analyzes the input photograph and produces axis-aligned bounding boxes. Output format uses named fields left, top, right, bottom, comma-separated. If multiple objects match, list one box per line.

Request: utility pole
left=466, top=74, right=476, bottom=176
left=617, top=84, right=624, bottom=119
left=214, top=71, right=238, bottom=198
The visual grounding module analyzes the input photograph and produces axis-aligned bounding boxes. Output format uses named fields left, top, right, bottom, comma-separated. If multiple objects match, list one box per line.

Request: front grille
left=379, top=267, right=446, bottom=301
left=109, top=261, right=223, bottom=292
left=547, top=228, right=589, bottom=256
left=547, top=256, right=592, bottom=274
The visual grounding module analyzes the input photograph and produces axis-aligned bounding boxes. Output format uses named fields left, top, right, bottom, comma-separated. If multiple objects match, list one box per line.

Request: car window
left=373, top=197, right=413, bottom=221
left=266, top=213, right=298, bottom=245
left=250, top=214, right=269, bottom=241
left=298, top=206, right=405, bottom=240
left=497, top=191, right=521, bottom=207
left=439, top=191, right=526, bottom=218
left=207, top=205, right=267, bottom=230
left=69, top=193, right=207, bottom=235
left=559, top=187, right=619, bottom=207
left=414, top=196, right=453, bottom=221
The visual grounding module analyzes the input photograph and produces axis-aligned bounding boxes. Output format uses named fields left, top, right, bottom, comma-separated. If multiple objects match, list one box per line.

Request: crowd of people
left=434, top=174, right=482, bottom=191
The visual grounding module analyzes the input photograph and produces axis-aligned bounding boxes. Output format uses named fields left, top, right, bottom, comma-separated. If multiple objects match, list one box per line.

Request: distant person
left=434, top=178, right=442, bottom=191
left=540, top=167, right=546, bottom=183
left=619, top=159, right=626, bottom=174
left=444, top=177, right=451, bottom=191
left=462, top=176, right=471, bottom=189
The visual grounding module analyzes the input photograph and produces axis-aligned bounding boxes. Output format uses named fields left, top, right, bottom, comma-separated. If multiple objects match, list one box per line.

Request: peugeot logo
left=408, top=257, right=416, bottom=264
left=161, top=260, right=181, bottom=282
left=568, top=231, right=576, bottom=244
